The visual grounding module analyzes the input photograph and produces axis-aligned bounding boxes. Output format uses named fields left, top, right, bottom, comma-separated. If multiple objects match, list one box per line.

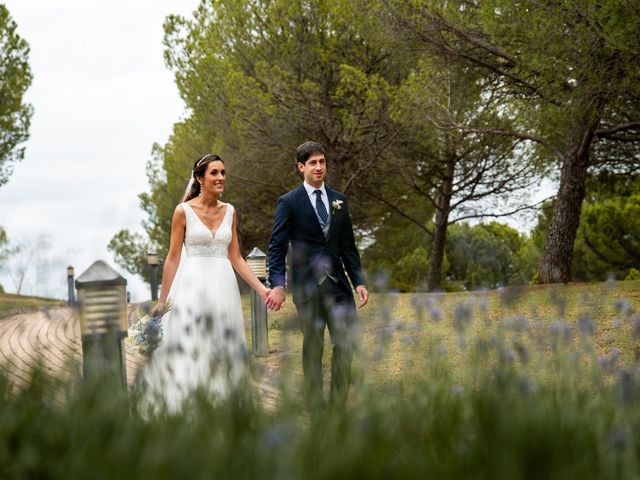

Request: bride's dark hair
left=183, top=153, right=224, bottom=202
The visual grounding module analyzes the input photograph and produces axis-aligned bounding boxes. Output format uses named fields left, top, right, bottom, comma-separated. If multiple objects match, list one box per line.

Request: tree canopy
left=111, top=0, right=406, bottom=279
left=384, top=58, right=540, bottom=290
left=170, top=0, right=412, bottom=219
left=573, top=173, right=640, bottom=280
left=381, top=0, right=640, bottom=283
left=0, top=5, right=32, bottom=187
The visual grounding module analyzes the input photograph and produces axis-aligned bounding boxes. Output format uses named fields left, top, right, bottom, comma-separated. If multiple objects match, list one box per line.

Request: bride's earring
left=199, top=183, right=203, bottom=195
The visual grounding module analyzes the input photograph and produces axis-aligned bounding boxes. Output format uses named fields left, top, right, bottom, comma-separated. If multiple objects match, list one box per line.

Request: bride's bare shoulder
left=172, top=204, right=187, bottom=219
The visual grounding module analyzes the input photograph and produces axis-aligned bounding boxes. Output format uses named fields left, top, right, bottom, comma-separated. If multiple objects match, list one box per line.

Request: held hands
left=356, top=285, right=369, bottom=308
left=259, top=287, right=271, bottom=302
left=265, top=287, right=285, bottom=311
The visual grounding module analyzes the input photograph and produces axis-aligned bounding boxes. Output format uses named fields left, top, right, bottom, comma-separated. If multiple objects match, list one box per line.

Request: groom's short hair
left=296, top=141, right=325, bottom=165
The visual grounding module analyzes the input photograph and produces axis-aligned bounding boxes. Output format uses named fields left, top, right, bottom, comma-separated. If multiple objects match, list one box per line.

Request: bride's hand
left=150, top=301, right=165, bottom=317
left=259, top=287, right=271, bottom=302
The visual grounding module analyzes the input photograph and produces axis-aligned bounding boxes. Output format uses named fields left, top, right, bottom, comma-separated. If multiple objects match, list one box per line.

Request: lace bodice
left=181, top=202, right=234, bottom=258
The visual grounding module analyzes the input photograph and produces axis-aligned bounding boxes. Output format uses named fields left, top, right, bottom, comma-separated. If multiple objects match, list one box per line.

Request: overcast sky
left=0, top=0, right=199, bottom=301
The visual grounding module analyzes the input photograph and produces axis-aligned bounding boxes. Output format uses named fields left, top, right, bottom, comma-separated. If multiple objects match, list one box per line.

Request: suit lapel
left=296, top=185, right=326, bottom=238
left=326, top=187, right=339, bottom=241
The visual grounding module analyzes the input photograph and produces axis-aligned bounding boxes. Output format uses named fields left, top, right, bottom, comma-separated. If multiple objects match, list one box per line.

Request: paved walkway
left=0, top=306, right=281, bottom=409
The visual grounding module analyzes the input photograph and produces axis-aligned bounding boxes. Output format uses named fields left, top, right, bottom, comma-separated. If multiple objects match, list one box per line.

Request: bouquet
left=126, top=302, right=170, bottom=356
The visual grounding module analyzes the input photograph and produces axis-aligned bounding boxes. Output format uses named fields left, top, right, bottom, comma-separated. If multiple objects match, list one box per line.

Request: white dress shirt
left=303, top=181, right=335, bottom=283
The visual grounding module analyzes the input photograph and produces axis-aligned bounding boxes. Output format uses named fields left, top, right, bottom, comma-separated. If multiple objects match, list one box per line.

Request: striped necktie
left=314, top=190, right=328, bottom=225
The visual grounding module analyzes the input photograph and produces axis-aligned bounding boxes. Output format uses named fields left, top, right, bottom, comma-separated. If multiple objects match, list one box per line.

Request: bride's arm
left=228, top=210, right=270, bottom=300
left=151, top=206, right=186, bottom=315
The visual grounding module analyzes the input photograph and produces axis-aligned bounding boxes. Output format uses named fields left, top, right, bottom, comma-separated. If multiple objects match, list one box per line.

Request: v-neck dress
left=138, top=202, right=248, bottom=414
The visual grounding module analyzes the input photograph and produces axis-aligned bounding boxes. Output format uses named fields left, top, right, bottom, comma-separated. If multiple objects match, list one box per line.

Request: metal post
left=251, top=288, right=269, bottom=357
left=247, top=247, right=268, bottom=357
left=147, top=252, right=159, bottom=301
left=67, top=265, right=76, bottom=305
left=75, top=260, right=128, bottom=390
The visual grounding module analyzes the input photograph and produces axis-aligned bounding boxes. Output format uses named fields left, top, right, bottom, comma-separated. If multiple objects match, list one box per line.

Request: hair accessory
left=196, top=154, right=210, bottom=167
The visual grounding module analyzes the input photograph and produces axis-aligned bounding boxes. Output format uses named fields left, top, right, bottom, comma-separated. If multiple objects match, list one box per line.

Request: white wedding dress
left=138, top=202, right=249, bottom=414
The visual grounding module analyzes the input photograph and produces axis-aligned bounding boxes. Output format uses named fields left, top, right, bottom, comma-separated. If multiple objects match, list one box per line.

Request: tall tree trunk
left=538, top=124, right=597, bottom=283
left=427, top=158, right=455, bottom=291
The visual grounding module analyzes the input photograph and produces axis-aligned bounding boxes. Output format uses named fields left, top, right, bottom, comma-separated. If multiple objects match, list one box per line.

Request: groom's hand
left=356, top=285, right=369, bottom=308
left=266, top=286, right=285, bottom=311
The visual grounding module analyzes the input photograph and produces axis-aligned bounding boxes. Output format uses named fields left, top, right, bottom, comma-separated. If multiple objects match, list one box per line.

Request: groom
left=266, top=141, right=369, bottom=408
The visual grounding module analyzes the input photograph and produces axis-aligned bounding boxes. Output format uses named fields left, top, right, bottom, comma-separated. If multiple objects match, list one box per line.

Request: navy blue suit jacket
left=268, top=184, right=367, bottom=304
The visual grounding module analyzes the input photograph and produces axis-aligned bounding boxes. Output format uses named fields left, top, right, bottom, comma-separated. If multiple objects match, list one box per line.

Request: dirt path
left=0, top=306, right=281, bottom=409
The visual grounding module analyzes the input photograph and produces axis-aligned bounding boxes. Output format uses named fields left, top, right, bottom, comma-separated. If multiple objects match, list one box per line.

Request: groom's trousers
left=295, top=280, right=357, bottom=408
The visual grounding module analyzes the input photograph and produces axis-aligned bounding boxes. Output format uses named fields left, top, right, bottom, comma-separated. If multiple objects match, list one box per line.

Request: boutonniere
left=332, top=199, right=343, bottom=214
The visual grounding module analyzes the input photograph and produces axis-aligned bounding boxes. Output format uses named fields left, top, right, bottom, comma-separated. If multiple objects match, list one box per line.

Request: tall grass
left=2, top=281, right=640, bottom=478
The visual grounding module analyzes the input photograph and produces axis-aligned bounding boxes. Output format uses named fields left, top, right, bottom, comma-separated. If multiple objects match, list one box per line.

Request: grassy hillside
left=257, top=280, right=640, bottom=389
left=0, top=292, right=64, bottom=318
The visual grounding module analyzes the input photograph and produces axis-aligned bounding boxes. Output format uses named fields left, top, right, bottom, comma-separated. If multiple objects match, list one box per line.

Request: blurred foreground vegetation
left=2, top=281, right=640, bottom=478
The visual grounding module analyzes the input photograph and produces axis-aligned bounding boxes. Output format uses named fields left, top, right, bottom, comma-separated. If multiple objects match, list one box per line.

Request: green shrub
left=625, top=268, right=640, bottom=281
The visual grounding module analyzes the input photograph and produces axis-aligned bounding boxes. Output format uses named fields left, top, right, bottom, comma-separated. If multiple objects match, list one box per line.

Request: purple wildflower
left=427, top=298, right=443, bottom=323
left=577, top=315, right=596, bottom=336
left=599, top=348, right=621, bottom=373
left=453, top=303, right=472, bottom=333
left=619, top=370, right=634, bottom=404
left=632, top=315, right=640, bottom=339
left=549, top=321, right=571, bottom=342
left=613, top=298, right=633, bottom=317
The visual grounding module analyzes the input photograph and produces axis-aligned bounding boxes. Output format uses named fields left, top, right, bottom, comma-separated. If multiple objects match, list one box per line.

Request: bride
left=138, top=153, right=271, bottom=414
